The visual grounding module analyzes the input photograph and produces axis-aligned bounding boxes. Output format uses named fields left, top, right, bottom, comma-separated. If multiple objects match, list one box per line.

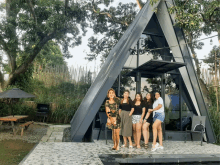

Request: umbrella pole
left=12, top=98, right=14, bottom=117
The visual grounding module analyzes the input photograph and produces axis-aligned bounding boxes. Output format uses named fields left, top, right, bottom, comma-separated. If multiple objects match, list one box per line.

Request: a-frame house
left=70, top=0, right=216, bottom=143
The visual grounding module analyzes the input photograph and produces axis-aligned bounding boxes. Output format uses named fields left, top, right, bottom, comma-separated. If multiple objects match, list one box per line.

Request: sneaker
left=155, top=143, right=164, bottom=149
left=157, top=145, right=164, bottom=149
left=129, top=145, right=133, bottom=149
left=151, top=144, right=157, bottom=152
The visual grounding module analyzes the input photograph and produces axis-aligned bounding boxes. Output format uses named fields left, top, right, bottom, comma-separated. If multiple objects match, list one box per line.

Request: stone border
left=18, top=142, right=40, bottom=165
left=40, top=125, right=70, bottom=142
left=99, top=154, right=220, bottom=164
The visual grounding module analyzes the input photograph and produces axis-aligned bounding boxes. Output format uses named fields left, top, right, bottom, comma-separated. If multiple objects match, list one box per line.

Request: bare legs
left=152, top=119, right=163, bottom=148
left=123, top=136, right=132, bottom=147
left=132, top=123, right=142, bottom=148
left=158, top=124, right=163, bottom=146
left=132, top=124, right=137, bottom=146
left=112, top=129, right=116, bottom=149
left=142, top=122, right=150, bottom=144
left=112, top=129, right=120, bottom=150
left=115, top=129, right=120, bottom=150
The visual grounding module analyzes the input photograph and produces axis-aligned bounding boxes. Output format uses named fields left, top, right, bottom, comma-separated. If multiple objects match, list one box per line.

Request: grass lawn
left=0, top=139, right=36, bottom=165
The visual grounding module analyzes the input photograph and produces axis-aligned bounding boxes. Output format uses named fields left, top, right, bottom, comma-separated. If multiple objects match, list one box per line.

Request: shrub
left=209, top=106, right=220, bottom=143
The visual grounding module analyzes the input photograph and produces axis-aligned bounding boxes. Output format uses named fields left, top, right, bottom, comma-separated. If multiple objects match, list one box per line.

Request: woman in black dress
left=119, top=90, right=134, bottom=148
left=142, top=93, right=154, bottom=149
left=105, top=88, right=121, bottom=150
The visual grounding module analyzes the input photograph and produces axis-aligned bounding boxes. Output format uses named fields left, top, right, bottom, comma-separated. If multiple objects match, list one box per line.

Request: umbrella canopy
left=0, top=88, right=35, bottom=98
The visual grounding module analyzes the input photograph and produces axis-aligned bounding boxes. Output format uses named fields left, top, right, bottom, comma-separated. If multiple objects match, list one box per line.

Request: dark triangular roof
left=70, top=0, right=216, bottom=143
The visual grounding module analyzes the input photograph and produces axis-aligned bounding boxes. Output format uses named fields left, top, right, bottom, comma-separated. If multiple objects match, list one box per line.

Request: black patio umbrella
left=0, top=88, right=35, bottom=116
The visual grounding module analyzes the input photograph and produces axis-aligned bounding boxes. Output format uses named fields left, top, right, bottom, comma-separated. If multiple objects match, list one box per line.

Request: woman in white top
left=148, top=92, right=165, bottom=152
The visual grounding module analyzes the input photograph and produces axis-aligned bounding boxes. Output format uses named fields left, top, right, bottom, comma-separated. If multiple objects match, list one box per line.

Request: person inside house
left=105, top=88, right=121, bottom=150
left=119, top=90, right=134, bottom=148
left=145, top=92, right=165, bottom=151
left=142, top=92, right=154, bottom=149
left=129, top=93, right=146, bottom=149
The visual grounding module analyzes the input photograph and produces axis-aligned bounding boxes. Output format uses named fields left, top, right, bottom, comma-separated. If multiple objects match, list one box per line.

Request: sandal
left=137, top=145, right=141, bottom=149
left=144, top=143, right=148, bottom=149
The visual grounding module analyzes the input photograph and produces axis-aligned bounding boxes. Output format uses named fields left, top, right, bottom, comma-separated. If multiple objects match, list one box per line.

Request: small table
left=0, top=115, right=28, bottom=135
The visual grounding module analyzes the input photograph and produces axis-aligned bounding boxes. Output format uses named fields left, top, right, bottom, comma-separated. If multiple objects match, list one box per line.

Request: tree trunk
left=136, top=0, right=144, bottom=9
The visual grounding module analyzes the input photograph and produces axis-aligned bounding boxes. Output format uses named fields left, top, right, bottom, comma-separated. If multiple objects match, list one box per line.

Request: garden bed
left=0, top=123, right=48, bottom=164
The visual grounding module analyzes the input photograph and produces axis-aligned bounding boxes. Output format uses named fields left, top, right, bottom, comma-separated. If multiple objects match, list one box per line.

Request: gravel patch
left=0, top=123, right=48, bottom=143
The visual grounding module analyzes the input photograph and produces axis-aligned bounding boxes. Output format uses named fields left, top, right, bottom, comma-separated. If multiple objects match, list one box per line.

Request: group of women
left=105, top=88, right=165, bottom=151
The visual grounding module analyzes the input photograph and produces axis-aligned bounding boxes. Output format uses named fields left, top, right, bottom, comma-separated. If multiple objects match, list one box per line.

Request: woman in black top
left=142, top=93, right=154, bottom=149
left=129, top=93, right=145, bottom=149
left=119, top=90, right=134, bottom=148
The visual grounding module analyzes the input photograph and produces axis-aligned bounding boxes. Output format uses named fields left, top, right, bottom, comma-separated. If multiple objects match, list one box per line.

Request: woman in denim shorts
left=129, top=93, right=145, bottom=149
left=148, top=92, right=165, bottom=151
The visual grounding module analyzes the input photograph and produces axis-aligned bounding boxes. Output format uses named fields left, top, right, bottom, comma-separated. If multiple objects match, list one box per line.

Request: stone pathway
left=40, top=125, right=70, bottom=142
left=20, top=137, right=220, bottom=165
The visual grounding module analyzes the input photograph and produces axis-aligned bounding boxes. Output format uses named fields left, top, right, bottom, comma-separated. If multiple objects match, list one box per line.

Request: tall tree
left=35, top=41, right=67, bottom=67
left=0, top=0, right=88, bottom=89
left=87, top=0, right=219, bottom=104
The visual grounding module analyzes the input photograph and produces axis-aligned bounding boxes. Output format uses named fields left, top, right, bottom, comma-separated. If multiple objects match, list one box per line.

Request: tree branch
left=26, top=0, right=37, bottom=25
left=0, top=70, right=5, bottom=89
left=0, top=35, right=8, bottom=52
left=136, top=0, right=144, bottom=9
left=14, top=28, right=68, bottom=76
left=65, top=0, right=69, bottom=16
left=92, top=4, right=129, bottom=26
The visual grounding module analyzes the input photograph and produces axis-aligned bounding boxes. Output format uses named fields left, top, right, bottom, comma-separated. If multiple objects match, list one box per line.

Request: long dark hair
left=144, top=93, right=154, bottom=105
left=154, top=92, right=161, bottom=100
left=133, top=93, right=143, bottom=104
left=121, top=90, right=130, bottom=104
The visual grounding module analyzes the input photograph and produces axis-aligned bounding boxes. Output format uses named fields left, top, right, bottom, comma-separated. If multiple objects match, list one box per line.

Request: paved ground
left=20, top=129, right=220, bottom=165
left=40, top=125, right=70, bottom=142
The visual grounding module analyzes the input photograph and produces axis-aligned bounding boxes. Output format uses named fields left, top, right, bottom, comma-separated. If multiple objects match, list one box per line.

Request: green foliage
left=209, top=87, right=218, bottom=106
left=203, top=45, right=220, bottom=71
left=209, top=105, right=220, bottom=143
left=35, top=41, right=66, bottom=67
left=86, top=1, right=138, bottom=62
left=0, top=100, right=36, bottom=118
left=168, top=0, right=220, bottom=36
left=0, top=0, right=88, bottom=88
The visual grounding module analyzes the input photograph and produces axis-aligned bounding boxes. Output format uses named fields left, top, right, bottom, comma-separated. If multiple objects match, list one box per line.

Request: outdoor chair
left=36, top=104, right=50, bottom=122
left=184, top=116, right=206, bottom=146
left=97, top=111, right=110, bottom=144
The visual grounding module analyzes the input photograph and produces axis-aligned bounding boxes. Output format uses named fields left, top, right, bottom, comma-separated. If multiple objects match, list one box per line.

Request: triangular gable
left=70, top=0, right=216, bottom=143
left=155, top=0, right=215, bottom=143
left=70, top=0, right=161, bottom=142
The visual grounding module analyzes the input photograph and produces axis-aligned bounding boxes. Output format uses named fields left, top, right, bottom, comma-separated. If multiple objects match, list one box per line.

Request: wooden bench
left=19, top=121, right=34, bottom=136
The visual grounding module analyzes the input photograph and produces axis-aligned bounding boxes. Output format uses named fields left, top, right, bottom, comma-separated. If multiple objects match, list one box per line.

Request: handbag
left=106, top=102, right=119, bottom=127
left=107, top=117, right=112, bottom=127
